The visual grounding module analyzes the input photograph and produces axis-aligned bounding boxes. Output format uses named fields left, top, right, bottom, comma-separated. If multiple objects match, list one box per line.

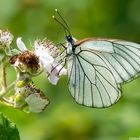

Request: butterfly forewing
left=78, top=39, right=140, bottom=83
left=67, top=38, right=140, bottom=108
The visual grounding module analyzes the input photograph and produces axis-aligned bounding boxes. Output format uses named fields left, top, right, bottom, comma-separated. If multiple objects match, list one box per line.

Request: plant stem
left=0, top=62, right=7, bottom=95
left=3, top=62, right=7, bottom=89
left=0, top=82, right=15, bottom=107
left=0, top=58, right=15, bottom=97
left=0, top=82, right=15, bottom=97
left=0, top=99, right=13, bottom=107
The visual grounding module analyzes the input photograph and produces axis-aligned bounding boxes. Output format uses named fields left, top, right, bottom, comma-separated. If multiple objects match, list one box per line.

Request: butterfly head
left=66, top=35, right=75, bottom=45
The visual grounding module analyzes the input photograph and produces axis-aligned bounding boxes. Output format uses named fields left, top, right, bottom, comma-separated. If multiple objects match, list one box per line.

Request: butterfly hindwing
left=68, top=50, right=121, bottom=108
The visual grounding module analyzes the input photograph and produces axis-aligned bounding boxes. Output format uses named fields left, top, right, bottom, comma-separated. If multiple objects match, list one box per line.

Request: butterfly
left=53, top=9, right=140, bottom=108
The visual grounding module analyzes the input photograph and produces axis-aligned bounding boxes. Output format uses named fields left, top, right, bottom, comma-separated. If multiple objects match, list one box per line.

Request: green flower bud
left=16, top=80, right=26, bottom=88
left=14, top=94, right=26, bottom=108
left=14, top=81, right=49, bottom=113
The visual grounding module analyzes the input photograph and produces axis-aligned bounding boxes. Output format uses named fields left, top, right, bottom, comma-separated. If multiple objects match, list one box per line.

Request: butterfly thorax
left=66, top=35, right=77, bottom=55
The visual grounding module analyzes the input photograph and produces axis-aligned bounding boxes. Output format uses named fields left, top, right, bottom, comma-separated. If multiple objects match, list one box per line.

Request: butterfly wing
left=79, top=39, right=140, bottom=83
left=67, top=39, right=140, bottom=108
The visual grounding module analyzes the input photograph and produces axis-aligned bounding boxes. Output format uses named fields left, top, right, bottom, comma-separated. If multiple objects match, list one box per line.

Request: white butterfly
left=54, top=9, right=140, bottom=108
left=65, top=36, right=140, bottom=108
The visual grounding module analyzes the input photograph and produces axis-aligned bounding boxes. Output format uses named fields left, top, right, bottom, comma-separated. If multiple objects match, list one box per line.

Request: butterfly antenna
left=52, top=15, right=69, bottom=36
left=55, top=9, right=70, bottom=30
left=53, top=9, right=72, bottom=36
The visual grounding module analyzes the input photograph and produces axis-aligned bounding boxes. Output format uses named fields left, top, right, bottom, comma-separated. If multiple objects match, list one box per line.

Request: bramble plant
left=0, top=29, right=67, bottom=114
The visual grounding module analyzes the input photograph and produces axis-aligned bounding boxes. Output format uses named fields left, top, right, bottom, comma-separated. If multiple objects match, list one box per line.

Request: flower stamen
left=0, top=30, right=14, bottom=46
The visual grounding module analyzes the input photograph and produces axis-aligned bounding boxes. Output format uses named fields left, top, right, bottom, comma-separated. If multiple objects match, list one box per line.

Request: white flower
left=34, top=39, right=67, bottom=85
left=11, top=37, right=41, bottom=75
left=0, top=30, right=14, bottom=46
left=47, top=63, right=67, bottom=85
left=16, top=37, right=28, bottom=51
left=16, top=37, right=67, bottom=84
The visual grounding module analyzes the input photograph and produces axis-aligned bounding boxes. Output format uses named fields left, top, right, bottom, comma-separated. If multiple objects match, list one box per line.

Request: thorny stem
left=0, top=99, right=13, bottom=107
left=5, top=82, right=15, bottom=93
left=0, top=81, right=15, bottom=97
left=0, top=58, right=15, bottom=106
left=0, top=58, right=15, bottom=97
left=3, top=63, right=7, bottom=88
left=0, top=82, right=15, bottom=106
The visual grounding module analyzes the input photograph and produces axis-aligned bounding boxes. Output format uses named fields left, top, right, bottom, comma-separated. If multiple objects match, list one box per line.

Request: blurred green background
left=1, top=0, right=140, bottom=140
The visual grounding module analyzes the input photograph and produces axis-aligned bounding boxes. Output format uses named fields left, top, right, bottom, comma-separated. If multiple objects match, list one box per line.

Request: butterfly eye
left=66, top=35, right=73, bottom=43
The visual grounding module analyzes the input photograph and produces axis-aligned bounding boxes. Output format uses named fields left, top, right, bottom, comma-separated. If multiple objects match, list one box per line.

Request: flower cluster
left=0, top=29, right=13, bottom=47
left=17, top=38, right=67, bottom=85
left=0, top=29, right=67, bottom=113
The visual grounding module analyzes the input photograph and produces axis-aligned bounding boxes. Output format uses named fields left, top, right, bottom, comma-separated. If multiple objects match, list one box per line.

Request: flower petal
left=59, top=67, right=67, bottom=76
left=47, top=64, right=67, bottom=85
left=34, top=41, right=49, bottom=57
left=40, top=54, right=54, bottom=64
left=39, top=55, right=54, bottom=72
left=48, top=73, right=59, bottom=85
left=16, top=37, right=28, bottom=52
left=25, top=93, right=49, bottom=113
left=53, top=64, right=67, bottom=76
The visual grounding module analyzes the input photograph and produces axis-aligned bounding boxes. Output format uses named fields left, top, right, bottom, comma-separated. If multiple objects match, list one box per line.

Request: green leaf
left=0, top=113, right=20, bottom=140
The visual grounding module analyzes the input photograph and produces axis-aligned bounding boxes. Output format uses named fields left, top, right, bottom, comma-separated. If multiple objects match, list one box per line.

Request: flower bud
left=0, top=30, right=13, bottom=47
left=14, top=94, right=26, bottom=108
left=14, top=81, right=49, bottom=113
